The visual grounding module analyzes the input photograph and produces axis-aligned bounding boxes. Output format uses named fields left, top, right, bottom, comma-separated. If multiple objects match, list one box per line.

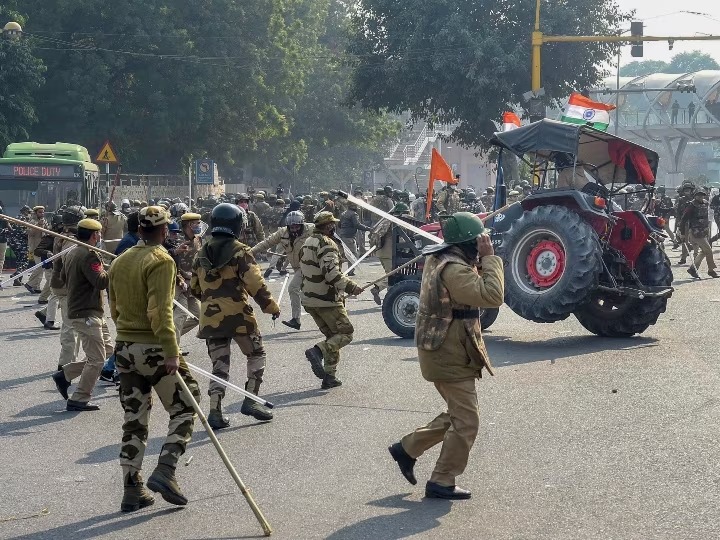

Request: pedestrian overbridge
left=590, top=71, right=720, bottom=186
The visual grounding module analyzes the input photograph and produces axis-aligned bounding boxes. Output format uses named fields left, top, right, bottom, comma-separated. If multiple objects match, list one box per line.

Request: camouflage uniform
left=109, top=212, right=201, bottom=506
left=172, top=233, right=202, bottom=343
left=8, top=212, right=31, bottom=277
left=436, top=187, right=461, bottom=215
left=191, top=235, right=279, bottom=418
left=679, top=196, right=716, bottom=274
left=370, top=194, right=394, bottom=224
left=240, top=210, right=265, bottom=247
left=299, top=228, right=358, bottom=378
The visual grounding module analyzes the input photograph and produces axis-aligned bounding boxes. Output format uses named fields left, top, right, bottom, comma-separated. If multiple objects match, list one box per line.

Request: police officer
left=51, top=218, right=114, bottom=411
left=33, top=213, right=65, bottom=309
left=388, top=212, right=504, bottom=499
left=101, top=201, right=128, bottom=254
left=368, top=203, right=409, bottom=305
left=110, top=205, right=201, bottom=512
left=674, top=182, right=696, bottom=263
left=339, top=203, right=372, bottom=266
left=191, top=203, right=280, bottom=428
left=252, top=210, right=313, bottom=330
left=710, top=190, right=720, bottom=244
left=300, top=211, right=362, bottom=389
left=171, top=213, right=203, bottom=343
left=680, top=189, right=718, bottom=279
left=655, top=187, right=676, bottom=245
left=26, top=205, right=49, bottom=293
left=436, top=181, right=461, bottom=215
left=234, top=194, right=265, bottom=248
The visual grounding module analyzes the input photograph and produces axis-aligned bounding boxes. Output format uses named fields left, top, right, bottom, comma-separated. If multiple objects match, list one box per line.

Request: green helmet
left=390, top=202, right=410, bottom=215
left=441, top=212, right=485, bottom=244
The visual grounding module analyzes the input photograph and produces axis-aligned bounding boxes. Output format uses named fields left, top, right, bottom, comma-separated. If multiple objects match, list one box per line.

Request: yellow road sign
left=95, top=141, right=119, bottom=164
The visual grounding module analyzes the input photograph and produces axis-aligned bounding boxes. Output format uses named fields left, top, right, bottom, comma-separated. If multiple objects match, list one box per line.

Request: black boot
left=425, top=481, right=472, bottom=500
left=687, top=267, right=699, bottom=279
left=305, top=346, right=326, bottom=379
left=388, top=442, right=417, bottom=485
left=263, top=267, right=273, bottom=278
left=281, top=318, right=301, bottom=330
left=52, top=370, right=70, bottom=400
left=321, top=373, right=342, bottom=389
left=207, top=396, right=230, bottom=430
left=121, top=469, right=155, bottom=512
left=147, top=463, right=187, bottom=506
left=371, top=285, right=381, bottom=305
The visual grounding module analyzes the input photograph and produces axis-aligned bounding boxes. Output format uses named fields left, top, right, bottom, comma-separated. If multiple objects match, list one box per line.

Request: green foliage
left=619, top=51, right=719, bottom=77
left=4, top=0, right=397, bottom=187
left=347, top=0, right=631, bottom=150
left=0, top=6, right=45, bottom=151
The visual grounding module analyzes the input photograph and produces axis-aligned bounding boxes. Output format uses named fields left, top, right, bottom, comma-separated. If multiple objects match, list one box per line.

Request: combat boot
left=240, top=377, right=273, bottom=421
left=121, top=469, right=155, bottom=512
left=687, top=267, right=699, bottom=279
left=321, top=373, right=342, bottom=389
left=207, top=395, right=230, bottom=430
left=371, top=285, right=381, bottom=305
left=263, top=267, right=273, bottom=278
left=146, top=464, right=187, bottom=506
left=305, top=346, right=326, bottom=379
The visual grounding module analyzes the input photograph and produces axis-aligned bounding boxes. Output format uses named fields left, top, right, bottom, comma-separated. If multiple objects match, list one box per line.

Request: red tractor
left=379, top=119, right=673, bottom=338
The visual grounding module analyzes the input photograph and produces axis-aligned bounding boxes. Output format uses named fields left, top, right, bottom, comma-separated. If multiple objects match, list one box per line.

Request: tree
left=0, top=6, right=45, bottom=151
left=22, top=0, right=328, bottom=173
left=347, top=0, right=631, bottom=150
left=619, top=51, right=719, bottom=77
left=666, top=51, right=720, bottom=73
left=619, top=60, right=668, bottom=77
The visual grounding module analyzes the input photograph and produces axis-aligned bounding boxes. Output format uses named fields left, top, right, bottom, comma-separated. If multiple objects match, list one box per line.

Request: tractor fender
left=520, top=190, right=610, bottom=221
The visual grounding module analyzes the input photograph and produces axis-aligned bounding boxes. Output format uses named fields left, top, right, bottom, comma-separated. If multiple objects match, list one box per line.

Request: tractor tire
left=382, top=280, right=421, bottom=339
left=381, top=280, right=501, bottom=339
left=574, top=244, right=673, bottom=337
left=500, top=205, right=603, bottom=323
left=479, top=307, right=500, bottom=331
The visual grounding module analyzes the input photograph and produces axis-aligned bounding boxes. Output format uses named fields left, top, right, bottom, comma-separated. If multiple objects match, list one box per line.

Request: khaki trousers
left=377, top=255, right=393, bottom=291
left=38, top=266, right=53, bottom=302
left=62, top=316, right=114, bottom=402
left=689, top=231, right=717, bottom=271
left=0, top=241, right=6, bottom=273
left=356, top=230, right=367, bottom=256
left=288, top=269, right=303, bottom=320
left=304, top=305, right=353, bottom=375
left=57, top=295, right=80, bottom=366
left=401, top=378, right=480, bottom=487
left=172, top=291, right=201, bottom=343
left=27, top=255, right=45, bottom=290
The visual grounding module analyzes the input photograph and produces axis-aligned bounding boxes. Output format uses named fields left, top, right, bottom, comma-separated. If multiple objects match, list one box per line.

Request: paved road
left=1, top=246, right=720, bottom=540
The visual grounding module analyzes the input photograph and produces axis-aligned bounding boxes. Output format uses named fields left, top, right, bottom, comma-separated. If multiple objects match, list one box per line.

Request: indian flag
left=561, top=92, right=616, bottom=131
left=502, top=111, right=521, bottom=131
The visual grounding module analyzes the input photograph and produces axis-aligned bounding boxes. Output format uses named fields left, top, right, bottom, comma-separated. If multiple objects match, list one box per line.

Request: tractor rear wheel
left=500, top=205, right=603, bottom=323
left=382, top=280, right=501, bottom=339
left=574, top=244, right=673, bottom=337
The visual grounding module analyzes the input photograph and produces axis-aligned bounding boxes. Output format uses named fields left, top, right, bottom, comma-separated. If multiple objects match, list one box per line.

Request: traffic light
left=630, top=21, right=643, bottom=58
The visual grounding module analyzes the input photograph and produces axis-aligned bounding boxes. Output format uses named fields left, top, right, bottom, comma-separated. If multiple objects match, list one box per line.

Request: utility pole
left=531, top=0, right=720, bottom=93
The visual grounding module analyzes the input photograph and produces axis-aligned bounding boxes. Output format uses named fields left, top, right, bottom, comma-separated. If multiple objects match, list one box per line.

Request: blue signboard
left=195, top=159, right=215, bottom=185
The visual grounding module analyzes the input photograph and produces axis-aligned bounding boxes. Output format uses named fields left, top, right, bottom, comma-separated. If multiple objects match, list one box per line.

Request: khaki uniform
left=49, top=234, right=80, bottom=366
left=370, top=220, right=393, bottom=290
left=400, top=248, right=504, bottom=487
left=191, top=236, right=279, bottom=406
left=370, top=195, right=394, bottom=224
left=171, top=235, right=202, bottom=342
left=102, top=211, right=127, bottom=254
left=59, top=244, right=113, bottom=403
left=299, top=232, right=359, bottom=375
left=26, top=216, right=48, bottom=290
left=680, top=199, right=716, bottom=271
left=252, top=224, right=314, bottom=320
left=240, top=210, right=265, bottom=247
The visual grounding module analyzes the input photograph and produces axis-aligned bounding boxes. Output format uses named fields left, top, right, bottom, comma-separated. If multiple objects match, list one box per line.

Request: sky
left=615, top=0, right=720, bottom=67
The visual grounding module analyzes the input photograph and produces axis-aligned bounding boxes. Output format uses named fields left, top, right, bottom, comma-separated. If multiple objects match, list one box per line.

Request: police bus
left=0, top=142, right=100, bottom=212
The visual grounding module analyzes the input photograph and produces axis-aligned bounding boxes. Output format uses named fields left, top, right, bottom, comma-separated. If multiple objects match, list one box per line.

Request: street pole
left=188, top=157, right=193, bottom=203
left=106, top=163, right=110, bottom=204
left=615, top=46, right=621, bottom=135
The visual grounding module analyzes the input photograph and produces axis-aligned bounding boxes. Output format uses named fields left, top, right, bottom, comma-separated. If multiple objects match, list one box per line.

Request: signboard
left=0, top=164, right=81, bottom=180
left=95, top=140, right=119, bottom=164
left=195, top=159, right=215, bottom=185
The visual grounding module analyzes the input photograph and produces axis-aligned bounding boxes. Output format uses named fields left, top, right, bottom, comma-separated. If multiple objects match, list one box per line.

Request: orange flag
left=426, top=148, right=455, bottom=219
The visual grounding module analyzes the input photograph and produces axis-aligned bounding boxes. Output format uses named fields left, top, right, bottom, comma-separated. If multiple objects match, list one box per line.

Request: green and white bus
left=0, top=142, right=100, bottom=210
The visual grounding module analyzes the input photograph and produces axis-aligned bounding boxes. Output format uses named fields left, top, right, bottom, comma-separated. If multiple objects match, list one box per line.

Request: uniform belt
left=452, top=309, right=480, bottom=319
